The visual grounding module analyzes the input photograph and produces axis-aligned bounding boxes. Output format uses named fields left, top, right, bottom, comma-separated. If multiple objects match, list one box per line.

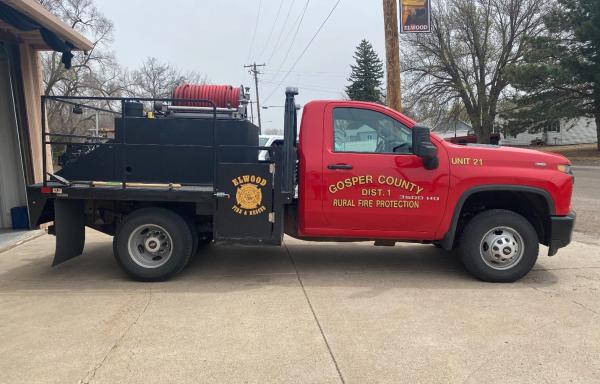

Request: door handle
left=328, top=163, right=353, bottom=170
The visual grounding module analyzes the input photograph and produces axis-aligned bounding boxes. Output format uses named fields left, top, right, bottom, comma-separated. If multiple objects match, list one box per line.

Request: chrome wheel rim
left=127, top=224, right=173, bottom=268
left=479, top=226, right=524, bottom=270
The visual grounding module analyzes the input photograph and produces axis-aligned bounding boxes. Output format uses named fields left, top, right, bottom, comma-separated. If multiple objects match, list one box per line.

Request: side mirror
left=412, top=125, right=439, bottom=170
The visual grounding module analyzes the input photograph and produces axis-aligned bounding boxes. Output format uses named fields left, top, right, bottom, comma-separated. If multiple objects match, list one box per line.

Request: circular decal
left=236, top=184, right=263, bottom=210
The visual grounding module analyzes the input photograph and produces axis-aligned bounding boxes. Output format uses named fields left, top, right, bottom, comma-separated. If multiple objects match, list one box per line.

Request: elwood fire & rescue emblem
left=231, top=175, right=268, bottom=216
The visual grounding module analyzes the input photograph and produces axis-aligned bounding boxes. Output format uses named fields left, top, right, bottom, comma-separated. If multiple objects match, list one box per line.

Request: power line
left=265, top=1, right=296, bottom=64
left=265, top=69, right=346, bottom=75
left=263, top=70, right=347, bottom=78
left=257, top=0, right=284, bottom=61
left=264, top=0, right=343, bottom=103
left=261, top=79, right=342, bottom=93
left=269, top=0, right=311, bottom=79
left=246, top=0, right=263, bottom=62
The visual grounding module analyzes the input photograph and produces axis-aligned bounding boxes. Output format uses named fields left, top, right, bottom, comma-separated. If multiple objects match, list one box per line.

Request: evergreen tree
left=345, top=39, right=384, bottom=102
left=507, top=0, right=600, bottom=151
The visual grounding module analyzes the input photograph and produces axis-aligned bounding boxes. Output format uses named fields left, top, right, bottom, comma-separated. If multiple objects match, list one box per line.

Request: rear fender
left=53, top=199, right=86, bottom=266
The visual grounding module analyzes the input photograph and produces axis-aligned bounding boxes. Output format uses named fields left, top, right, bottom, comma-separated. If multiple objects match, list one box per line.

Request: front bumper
left=548, top=211, right=576, bottom=256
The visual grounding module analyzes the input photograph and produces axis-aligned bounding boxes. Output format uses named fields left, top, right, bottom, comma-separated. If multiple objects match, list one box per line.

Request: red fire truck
left=27, top=86, right=575, bottom=283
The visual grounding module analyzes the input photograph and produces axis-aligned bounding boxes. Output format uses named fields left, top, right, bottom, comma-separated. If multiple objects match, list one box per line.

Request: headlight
left=557, top=164, right=572, bottom=174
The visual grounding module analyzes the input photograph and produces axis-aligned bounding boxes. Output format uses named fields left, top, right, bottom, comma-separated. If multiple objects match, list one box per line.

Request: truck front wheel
left=458, top=209, right=539, bottom=283
left=114, top=208, right=193, bottom=281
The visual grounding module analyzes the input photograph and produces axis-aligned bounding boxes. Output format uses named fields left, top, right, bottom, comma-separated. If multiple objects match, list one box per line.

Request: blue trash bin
left=10, top=206, right=29, bottom=230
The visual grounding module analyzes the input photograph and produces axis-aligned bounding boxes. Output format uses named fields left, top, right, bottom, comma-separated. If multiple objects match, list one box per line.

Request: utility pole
left=244, top=63, right=266, bottom=132
left=383, top=0, right=402, bottom=112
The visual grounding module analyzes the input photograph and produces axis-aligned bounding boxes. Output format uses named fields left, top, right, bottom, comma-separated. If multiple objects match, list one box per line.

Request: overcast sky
left=99, top=0, right=387, bottom=132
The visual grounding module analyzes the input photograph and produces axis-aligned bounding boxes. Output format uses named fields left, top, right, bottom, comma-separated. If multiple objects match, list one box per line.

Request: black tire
left=458, top=209, right=539, bottom=283
left=113, top=207, right=193, bottom=281
left=183, top=215, right=199, bottom=259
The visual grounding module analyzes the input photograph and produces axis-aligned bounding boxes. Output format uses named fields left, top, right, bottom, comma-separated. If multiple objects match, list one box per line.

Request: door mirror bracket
left=412, top=126, right=439, bottom=170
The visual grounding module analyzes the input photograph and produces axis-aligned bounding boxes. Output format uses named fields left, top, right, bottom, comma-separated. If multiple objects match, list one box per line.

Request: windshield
left=259, top=137, right=269, bottom=146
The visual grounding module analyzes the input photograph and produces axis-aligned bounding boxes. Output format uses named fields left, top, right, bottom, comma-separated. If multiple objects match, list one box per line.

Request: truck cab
left=291, top=96, right=574, bottom=282
left=28, top=88, right=575, bottom=283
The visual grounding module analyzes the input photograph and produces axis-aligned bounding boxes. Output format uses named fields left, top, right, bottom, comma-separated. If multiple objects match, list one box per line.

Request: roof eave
left=2, top=0, right=93, bottom=51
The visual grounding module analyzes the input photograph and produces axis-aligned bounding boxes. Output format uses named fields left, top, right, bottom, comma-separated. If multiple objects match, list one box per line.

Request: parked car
left=447, top=130, right=501, bottom=145
left=259, top=134, right=283, bottom=161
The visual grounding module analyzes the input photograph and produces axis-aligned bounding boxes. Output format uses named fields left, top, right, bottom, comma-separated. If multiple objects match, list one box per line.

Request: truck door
left=321, top=104, right=449, bottom=238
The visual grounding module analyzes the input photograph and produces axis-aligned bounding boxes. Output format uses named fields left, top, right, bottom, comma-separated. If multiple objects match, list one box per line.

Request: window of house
left=546, top=120, right=560, bottom=133
left=333, top=108, right=412, bottom=154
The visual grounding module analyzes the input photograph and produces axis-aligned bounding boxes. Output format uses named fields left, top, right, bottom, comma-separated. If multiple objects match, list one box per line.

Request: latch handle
left=213, top=192, right=230, bottom=199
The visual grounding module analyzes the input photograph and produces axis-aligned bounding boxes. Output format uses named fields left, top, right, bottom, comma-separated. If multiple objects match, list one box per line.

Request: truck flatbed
left=30, top=182, right=215, bottom=203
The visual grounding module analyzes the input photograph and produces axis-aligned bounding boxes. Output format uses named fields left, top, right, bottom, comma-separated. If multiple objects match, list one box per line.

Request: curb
left=0, top=230, right=46, bottom=255
left=572, top=165, right=600, bottom=170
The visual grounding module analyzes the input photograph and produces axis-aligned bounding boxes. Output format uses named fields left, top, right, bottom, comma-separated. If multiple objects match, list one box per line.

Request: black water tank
left=123, top=101, right=144, bottom=117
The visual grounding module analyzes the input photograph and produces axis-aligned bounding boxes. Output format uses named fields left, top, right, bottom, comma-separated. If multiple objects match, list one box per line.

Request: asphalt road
left=0, top=173, right=599, bottom=384
left=572, top=166, right=600, bottom=237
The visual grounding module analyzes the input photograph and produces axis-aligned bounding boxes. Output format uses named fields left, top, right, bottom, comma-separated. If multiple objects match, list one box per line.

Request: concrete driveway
left=0, top=230, right=599, bottom=384
left=1, top=166, right=599, bottom=384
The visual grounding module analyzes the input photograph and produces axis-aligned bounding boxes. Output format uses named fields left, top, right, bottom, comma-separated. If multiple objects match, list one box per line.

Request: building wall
left=501, top=118, right=597, bottom=146
left=19, top=42, right=48, bottom=182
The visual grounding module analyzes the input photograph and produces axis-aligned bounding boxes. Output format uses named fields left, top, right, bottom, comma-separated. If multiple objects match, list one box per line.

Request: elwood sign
left=400, top=0, right=431, bottom=33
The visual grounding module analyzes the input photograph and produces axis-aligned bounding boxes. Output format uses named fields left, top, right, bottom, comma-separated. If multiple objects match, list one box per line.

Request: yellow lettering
left=374, top=200, right=420, bottom=209
left=332, top=199, right=356, bottom=207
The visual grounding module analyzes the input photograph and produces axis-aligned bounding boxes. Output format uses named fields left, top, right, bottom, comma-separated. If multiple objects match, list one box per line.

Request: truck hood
left=443, top=142, right=571, bottom=168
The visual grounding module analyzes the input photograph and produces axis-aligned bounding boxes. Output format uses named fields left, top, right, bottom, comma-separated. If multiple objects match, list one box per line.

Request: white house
left=429, top=119, right=474, bottom=141
left=501, top=117, right=597, bottom=146
left=431, top=117, right=597, bottom=146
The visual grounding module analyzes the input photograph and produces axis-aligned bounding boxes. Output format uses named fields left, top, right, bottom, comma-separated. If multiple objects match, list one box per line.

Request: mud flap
left=52, top=199, right=85, bottom=266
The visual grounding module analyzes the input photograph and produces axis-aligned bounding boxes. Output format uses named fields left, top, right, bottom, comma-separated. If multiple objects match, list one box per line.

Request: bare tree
left=39, top=0, right=118, bottom=97
left=39, top=1, right=206, bottom=143
left=402, top=0, right=547, bottom=143
left=262, top=127, right=283, bottom=136
left=39, top=0, right=128, bottom=139
left=130, top=57, right=206, bottom=99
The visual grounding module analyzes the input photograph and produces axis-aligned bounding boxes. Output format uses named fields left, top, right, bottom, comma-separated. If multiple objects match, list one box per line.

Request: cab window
left=333, top=108, right=412, bottom=154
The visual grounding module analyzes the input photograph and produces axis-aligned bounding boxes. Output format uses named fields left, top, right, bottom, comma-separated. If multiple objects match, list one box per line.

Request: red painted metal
left=296, top=100, right=573, bottom=240
left=172, top=84, right=241, bottom=108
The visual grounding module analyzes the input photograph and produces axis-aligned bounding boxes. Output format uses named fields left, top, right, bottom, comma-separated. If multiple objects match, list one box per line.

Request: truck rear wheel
left=114, top=208, right=193, bottom=281
left=458, top=209, right=539, bottom=283
left=183, top=215, right=199, bottom=259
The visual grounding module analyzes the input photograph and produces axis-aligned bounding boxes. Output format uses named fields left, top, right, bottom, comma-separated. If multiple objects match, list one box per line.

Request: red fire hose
left=172, top=84, right=241, bottom=108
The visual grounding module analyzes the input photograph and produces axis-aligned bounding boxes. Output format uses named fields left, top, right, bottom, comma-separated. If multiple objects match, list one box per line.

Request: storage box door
left=215, top=164, right=274, bottom=242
